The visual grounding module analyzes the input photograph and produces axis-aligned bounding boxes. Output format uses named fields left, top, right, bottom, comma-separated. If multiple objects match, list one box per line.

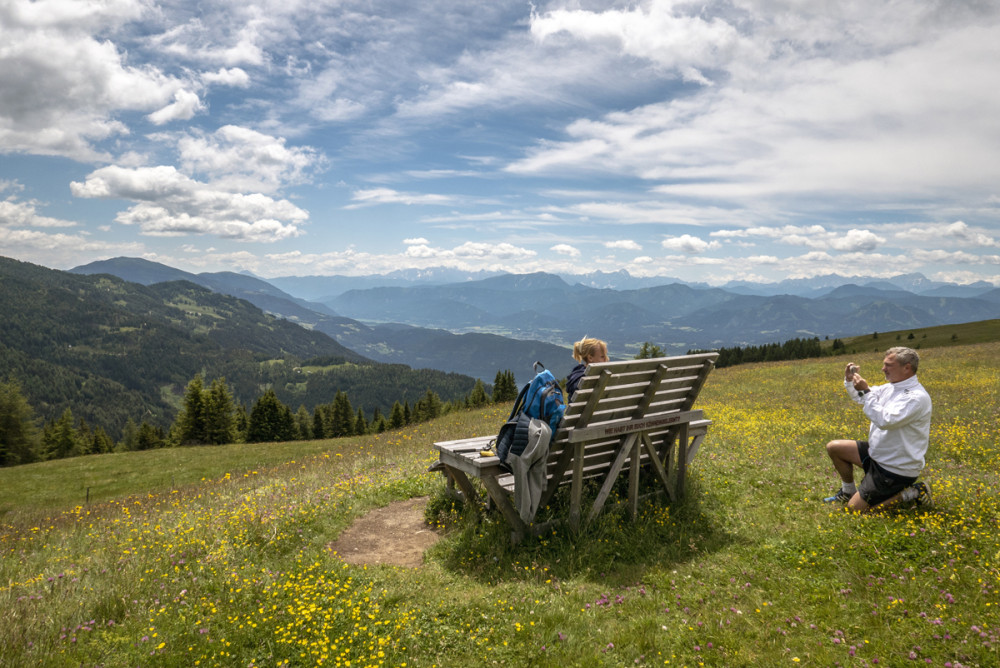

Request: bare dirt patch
left=328, top=496, right=440, bottom=568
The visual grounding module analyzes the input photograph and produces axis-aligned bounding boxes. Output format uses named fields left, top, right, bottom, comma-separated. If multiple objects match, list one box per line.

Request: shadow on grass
left=427, top=476, right=735, bottom=586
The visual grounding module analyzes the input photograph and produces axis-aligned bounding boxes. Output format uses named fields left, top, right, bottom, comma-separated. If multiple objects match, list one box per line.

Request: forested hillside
left=0, top=257, right=482, bottom=439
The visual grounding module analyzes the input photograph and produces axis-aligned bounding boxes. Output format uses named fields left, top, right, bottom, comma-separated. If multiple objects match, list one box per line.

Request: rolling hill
left=1, top=256, right=482, bottom=436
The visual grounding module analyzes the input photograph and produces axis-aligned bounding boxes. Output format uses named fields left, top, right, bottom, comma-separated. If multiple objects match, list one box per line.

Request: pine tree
left=294, top=405, right=313, bottom=440
left=0, top=380, right=40, bottom=467
left=247, top=390, right=295, bottom=443
left=119, top=418, right=140, bottom=451
left=234, top=404, right=249, bottom=443
left=203, top=378, right=236, bottom=445
left=312, top=406, right=326, bottom=439
left=635, top=342, right=665, bottom=359
left=329, top=391, right=354, bottom=437
left=177, top=374, right=207, bottom=444
left=75, top=419, right=92, bottom=455
left=135, top=422, right=166, bottom=450
left=389, top=401, right=405, bottom=429
left=91, top=426, right=114, bottom=454
left=468, top=379, right=489, bottom=407
left=414, top=389, right=443, bottom=422
left=492, top=370, right=518, bottom=403
left=354, top=408, right=368, bottom=435
left=43, top=408, right=78, bottom=460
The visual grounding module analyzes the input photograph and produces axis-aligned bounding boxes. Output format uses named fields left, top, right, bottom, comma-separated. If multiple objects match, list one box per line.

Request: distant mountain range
left=69, top=258, right=573, bottom=383
left=70, top=258, right=1000, bottom=382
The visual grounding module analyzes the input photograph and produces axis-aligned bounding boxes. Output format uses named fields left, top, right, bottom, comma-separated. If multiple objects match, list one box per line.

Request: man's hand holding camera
left=845, top=363, right=870, bottom=394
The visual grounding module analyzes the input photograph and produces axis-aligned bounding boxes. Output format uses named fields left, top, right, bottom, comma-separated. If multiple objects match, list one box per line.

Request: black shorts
left=857, top=441, right=917, bottom=506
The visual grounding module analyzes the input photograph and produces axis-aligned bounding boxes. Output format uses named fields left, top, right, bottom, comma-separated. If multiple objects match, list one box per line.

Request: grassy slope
left=1, top=342, right=998, bottom=666
left=824, top=318, right=1000, bottom=353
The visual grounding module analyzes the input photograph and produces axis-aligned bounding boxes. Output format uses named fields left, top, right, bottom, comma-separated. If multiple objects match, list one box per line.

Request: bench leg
left=675, top=423, right=689, bottom=500
left=643, top=432, right=674, bottom=503
left=628, top=433, right=641, bottom=519
left=443, top=465, right=483, bottom=510
left=569, top=443, right=585, bottom=532
left=481, top=476, right=527, bottom=542
left=588, top=433, right=637, bottom=524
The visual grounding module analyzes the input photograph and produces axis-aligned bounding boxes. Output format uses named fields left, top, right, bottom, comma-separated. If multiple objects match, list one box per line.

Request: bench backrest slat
left=542, top=352, right=717, bottom=484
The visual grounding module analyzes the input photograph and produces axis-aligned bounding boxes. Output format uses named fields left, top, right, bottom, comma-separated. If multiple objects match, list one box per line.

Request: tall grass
left=2, top=344, right=998, bottom=666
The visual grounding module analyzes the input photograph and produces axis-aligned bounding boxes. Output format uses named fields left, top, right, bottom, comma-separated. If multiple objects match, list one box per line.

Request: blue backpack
left=523, top=362, right=565, bottom=433
left=493, top=362, right=565, bottom=465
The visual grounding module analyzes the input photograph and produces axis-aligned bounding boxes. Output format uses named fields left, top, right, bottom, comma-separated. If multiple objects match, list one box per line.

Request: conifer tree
left=43, top=408, right=78, bottom=460
left=135, top=422, right=166, bottom=450
left=311, top=406, right=326, bottom=439
left=0, top=380, right=40, bottom=467
left=389, top=401, right=405, bottom=429
left=354, top=408, right=368, bottom=435
left=203, top=378, right=236, bottom=445
left=90, top=426, right=114, bottom=455
left=234, top=404, right=249, bottom=443
left=294, top=405, right=313, bottom=440
left=468, top=379, right=489, bottom=407
left=177, top=375, right=207, bottom=444
left=635, top=342, right=665, bottom=359
left=119, top=418, right=140, bottom=451
left=329, top=391, right=354, bottom=437
left=247, top=389, right=295, bottom=443
left=492, top=370, right=518, bottom=402
left=414, top=389, right=443, bottom=422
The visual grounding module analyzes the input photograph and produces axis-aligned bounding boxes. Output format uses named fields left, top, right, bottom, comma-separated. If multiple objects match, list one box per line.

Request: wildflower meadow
left=2, top=341, right=998, bottom=666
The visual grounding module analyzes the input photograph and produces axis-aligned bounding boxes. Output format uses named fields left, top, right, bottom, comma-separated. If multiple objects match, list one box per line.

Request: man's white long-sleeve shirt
left=844, top=375, right=932, bottom=477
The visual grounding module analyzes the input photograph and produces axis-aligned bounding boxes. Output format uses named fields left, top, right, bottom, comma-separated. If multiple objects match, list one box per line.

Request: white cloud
left=661, top=234, right=721, bottom=253
left=530, top=2, right=752, bottom=83
left=70, top=165, right=306, bottom=242
left=404, top=237, right=430, bottom=245
left=202, top=68, right=251, bottom=87
left=345, top=188, right=455, bottom=209
left=175, top=126, right=322, bottom=193
left=551, top=243, right=581, bottom=257
left=508, top=2, right=1000, bottom=220
left=605, top=239, right=642, bottom=251
left=711, top=224, right=885, bottom=252
left=894, top=221, right=1000, bottom=248
left=397, top=240, right=538, bottom=267
left=147, top=89, right=204, bottom=125
left=148, top=14, right=267, bottom=67
left=0, top=197, right=77, bottom=228
left=0, top=0, right=188, bottom=160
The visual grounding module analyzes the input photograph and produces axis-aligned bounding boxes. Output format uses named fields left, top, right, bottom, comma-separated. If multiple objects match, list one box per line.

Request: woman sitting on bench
left=566, top=336, right=608, bottom=398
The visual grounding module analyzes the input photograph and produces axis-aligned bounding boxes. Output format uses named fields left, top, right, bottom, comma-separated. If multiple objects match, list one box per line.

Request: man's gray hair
left=886, top=346, right=920, bottom=372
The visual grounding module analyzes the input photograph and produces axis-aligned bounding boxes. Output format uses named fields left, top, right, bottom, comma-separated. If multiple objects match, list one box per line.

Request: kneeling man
left=824, top=346, right=933, bottom=511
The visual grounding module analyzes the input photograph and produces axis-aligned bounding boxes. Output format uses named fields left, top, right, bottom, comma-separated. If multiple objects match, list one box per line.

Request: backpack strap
left=507, top=382, right=530, bottom=421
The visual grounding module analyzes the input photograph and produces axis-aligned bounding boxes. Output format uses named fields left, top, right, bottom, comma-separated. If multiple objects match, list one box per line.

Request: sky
left=2, top=0, right=1000, bottom=287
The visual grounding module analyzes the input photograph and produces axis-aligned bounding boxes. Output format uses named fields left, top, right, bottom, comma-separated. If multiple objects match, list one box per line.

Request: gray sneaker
left=910, top=481, right=933, bottom=508
left=823, top=489, right=852, bottom=503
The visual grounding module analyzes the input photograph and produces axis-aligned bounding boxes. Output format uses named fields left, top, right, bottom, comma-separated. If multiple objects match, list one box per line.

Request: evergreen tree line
left=0, top=369, right=521, bottom=468
left=692, top=337, right=825, bottom=368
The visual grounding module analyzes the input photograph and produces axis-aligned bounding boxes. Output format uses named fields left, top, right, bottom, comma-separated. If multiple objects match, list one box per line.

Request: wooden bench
left=433, top=352, right=718, bottom=541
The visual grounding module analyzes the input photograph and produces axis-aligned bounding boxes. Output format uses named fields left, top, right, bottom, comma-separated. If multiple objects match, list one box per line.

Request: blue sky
left=2, top=0, right=999, bottom=286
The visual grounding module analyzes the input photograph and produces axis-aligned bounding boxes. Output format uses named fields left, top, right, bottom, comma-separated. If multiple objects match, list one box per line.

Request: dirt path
left=328, top=496, right=440, bottom=568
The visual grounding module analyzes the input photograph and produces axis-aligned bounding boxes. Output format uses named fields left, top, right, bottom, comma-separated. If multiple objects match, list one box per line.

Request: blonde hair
left=573, top=336, right=607, bottom=362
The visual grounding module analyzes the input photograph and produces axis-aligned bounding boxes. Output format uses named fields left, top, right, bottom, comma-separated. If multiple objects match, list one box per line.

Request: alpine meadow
left=2, top=340, right=998, bottom=667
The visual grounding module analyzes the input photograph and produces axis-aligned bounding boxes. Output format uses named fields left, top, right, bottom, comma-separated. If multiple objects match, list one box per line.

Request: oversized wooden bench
left=433, top=352, right=718, bottom=541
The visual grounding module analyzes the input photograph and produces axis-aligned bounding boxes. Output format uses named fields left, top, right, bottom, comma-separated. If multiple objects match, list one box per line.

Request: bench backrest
left=544, top=352, right=718, bottom=487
